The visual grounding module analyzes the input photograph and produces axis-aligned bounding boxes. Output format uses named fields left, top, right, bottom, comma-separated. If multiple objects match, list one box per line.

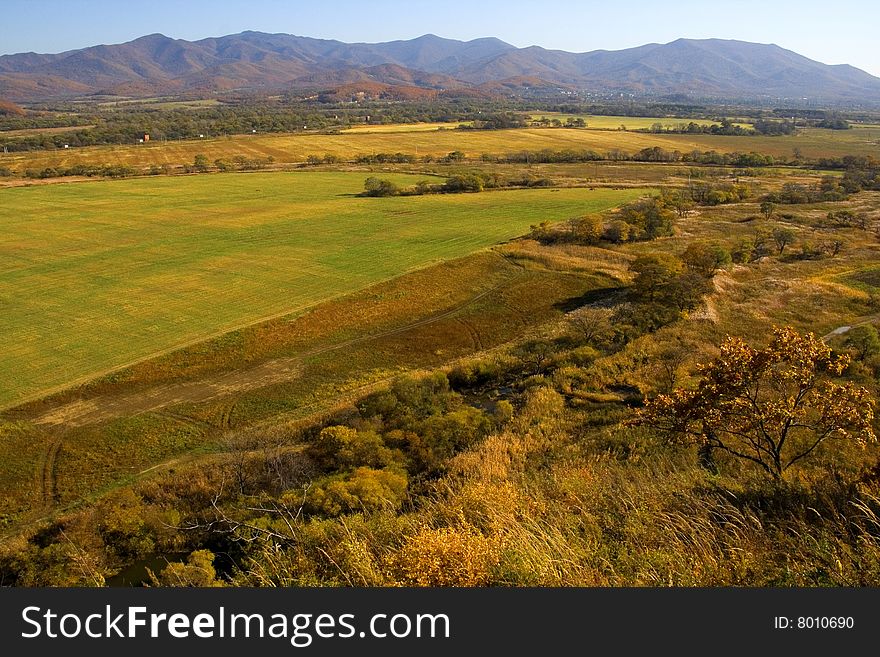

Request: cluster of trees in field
left=763, top=166, right=879, bottom=207
left=729, top=222, right=846, bottom=263
left=640, top=117, right=797, bottom=136
left=528, top=186, right=748, bottom=248
left=480, top=147, right=779, bottom=167
left=23, top=163, right=137, bottom=179
left=643, top=117, right=753, bottom=135
left=679, top=180, right=751, bottom=206
left=528, top=116, right=587, bottom=128
left=752, top=118, right=797, bottom=135
left=353, top=152, right=418, bottom=164
left=816, top=117, right=852, bottom=130
left=361, top=171, right=554, bottom=197
left=459, top=112, right=528, bottom=130
left=613, top=245, right=729, bottom=335
left=530, top=196, right=675, bottom=246
left=642, top=117, right=855, bottom=136
left=19, top=153, right=276, bottom=180
left=190, top=154, right=275, bottom=173
left=815, top=154, right=879, bottom=170
left=729, top=201, right=874, bottom=265
left=765, top=179, right=851, bottom=204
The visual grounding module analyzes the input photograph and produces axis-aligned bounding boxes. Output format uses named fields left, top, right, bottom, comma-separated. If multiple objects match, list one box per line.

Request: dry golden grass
left=4, top=124, right=877, bottom=174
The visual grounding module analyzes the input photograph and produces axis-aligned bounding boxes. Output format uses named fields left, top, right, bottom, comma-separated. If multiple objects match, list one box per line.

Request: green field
left=0, top=171, right=644, bottom=408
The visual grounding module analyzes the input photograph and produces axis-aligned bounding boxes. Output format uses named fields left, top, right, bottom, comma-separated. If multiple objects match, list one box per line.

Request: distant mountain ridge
left=1, top=31, right=879, bottom=103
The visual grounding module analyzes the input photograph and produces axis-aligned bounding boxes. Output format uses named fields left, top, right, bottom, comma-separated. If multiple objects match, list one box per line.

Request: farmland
left=2, top=91, right=880, bottom=590
left=528, top=112, right=754, bottom=130
left=3, top=122, right=880, bottom=175
left=0, top=171, right=643, bottom=408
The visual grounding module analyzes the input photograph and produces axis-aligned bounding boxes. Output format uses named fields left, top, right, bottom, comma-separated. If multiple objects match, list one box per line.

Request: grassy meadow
left=0, top=246, right=625, bottom=528
left=0, top=171, right=644, bottom=408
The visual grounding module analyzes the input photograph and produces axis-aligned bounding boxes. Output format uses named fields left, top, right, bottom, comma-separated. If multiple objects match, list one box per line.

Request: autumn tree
left=604, top=219, right=631, bottom=243
left=529, top=221, right=554, bottom=243
left=681, top=242, right=731, bottom=277
left=630, top=253, right=683, bottom=302
left=660, top=188, right=695, bottom=218
left=151, top=550, right=225, bottom=587
left=568, top=214, right=604, bottom=245
left=192, top=153, right=210, bottom=172
left=568, top=306, right=613, bottom=344
left=512, top=339, right=555, bottom=372
left=664, top=272, right=712, bottom=312
left=634, top=327, right=875, bottom=479
left=845, top=324, right=880, bottom=361
left=618, top=197, right=675, bottom=239
left=772, top=226, right=796, bottom=255
left=363, top=177, right=400, bottom=197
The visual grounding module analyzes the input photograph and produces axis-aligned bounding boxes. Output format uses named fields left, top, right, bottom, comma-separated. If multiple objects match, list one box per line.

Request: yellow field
left=529, top=113, right=753, bottom=130
left=3, top=123, right=876, bottom=174
left=340, top=122, right=472, bottom=133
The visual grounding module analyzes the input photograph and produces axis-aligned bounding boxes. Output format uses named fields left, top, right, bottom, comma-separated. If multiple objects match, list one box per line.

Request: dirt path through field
left=39, top=437, right=62, bottom=504
left=820, top=312, right=880, bottom=342
left=30, top=275, right=519, bottom=429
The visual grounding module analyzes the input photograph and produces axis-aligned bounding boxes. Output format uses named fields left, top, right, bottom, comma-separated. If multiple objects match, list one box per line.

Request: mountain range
left=1, top=31, right=879, bottom=104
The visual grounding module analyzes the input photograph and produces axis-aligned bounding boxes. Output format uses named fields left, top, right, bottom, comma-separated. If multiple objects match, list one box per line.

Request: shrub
left=306, top=467, right=408, bottom=517
left=151, top=550, right=224, bottom=587
left=309, top=426, right=401, bottom=471
left=363, top=177, right=401, bottom=197
left=388, top=525, right=500, bottom=586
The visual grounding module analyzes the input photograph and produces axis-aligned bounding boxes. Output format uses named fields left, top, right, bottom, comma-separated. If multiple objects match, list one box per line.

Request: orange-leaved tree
left=633, top=326, right=876, bottom=478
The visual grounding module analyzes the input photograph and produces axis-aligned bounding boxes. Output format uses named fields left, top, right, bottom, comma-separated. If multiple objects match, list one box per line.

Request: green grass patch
left=843, top=267, right=880, bottom=292
left=0, top=171, right=644, bottom=407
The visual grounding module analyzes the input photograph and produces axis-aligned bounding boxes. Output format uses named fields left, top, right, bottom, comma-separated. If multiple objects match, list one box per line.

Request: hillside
left=1, top=32, right=879, bottom=103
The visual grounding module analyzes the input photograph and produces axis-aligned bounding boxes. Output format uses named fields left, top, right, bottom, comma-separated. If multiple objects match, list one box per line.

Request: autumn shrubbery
left=389, top=525, right=501, bottom=586
left=304, top=467, right=408, bottom=517
left=5, top=319, right=880, bottom=587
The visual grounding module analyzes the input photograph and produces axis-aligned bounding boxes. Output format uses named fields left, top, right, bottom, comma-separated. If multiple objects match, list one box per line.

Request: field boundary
left=1, top=249, right=520, bottom=414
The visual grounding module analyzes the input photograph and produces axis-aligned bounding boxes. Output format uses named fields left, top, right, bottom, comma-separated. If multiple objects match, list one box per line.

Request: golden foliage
left=388, top=524, right=501, bottom=587
left=306, top=467, right=408, bottom=517
left=152, top=550, right=225, bottom=587
left=636, top=326, right=876, bottom=478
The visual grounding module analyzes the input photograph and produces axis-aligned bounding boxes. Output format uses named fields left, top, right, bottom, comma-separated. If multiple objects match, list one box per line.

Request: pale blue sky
left=1, top=0, right=878, bottom=76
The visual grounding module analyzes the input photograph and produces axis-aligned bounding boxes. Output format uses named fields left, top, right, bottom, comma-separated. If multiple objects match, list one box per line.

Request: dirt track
left=30, top=273, right=521, bottom=429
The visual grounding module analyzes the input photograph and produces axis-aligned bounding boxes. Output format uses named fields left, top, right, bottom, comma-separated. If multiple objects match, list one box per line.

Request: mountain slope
left=0, top=32, right=878, bottom=103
